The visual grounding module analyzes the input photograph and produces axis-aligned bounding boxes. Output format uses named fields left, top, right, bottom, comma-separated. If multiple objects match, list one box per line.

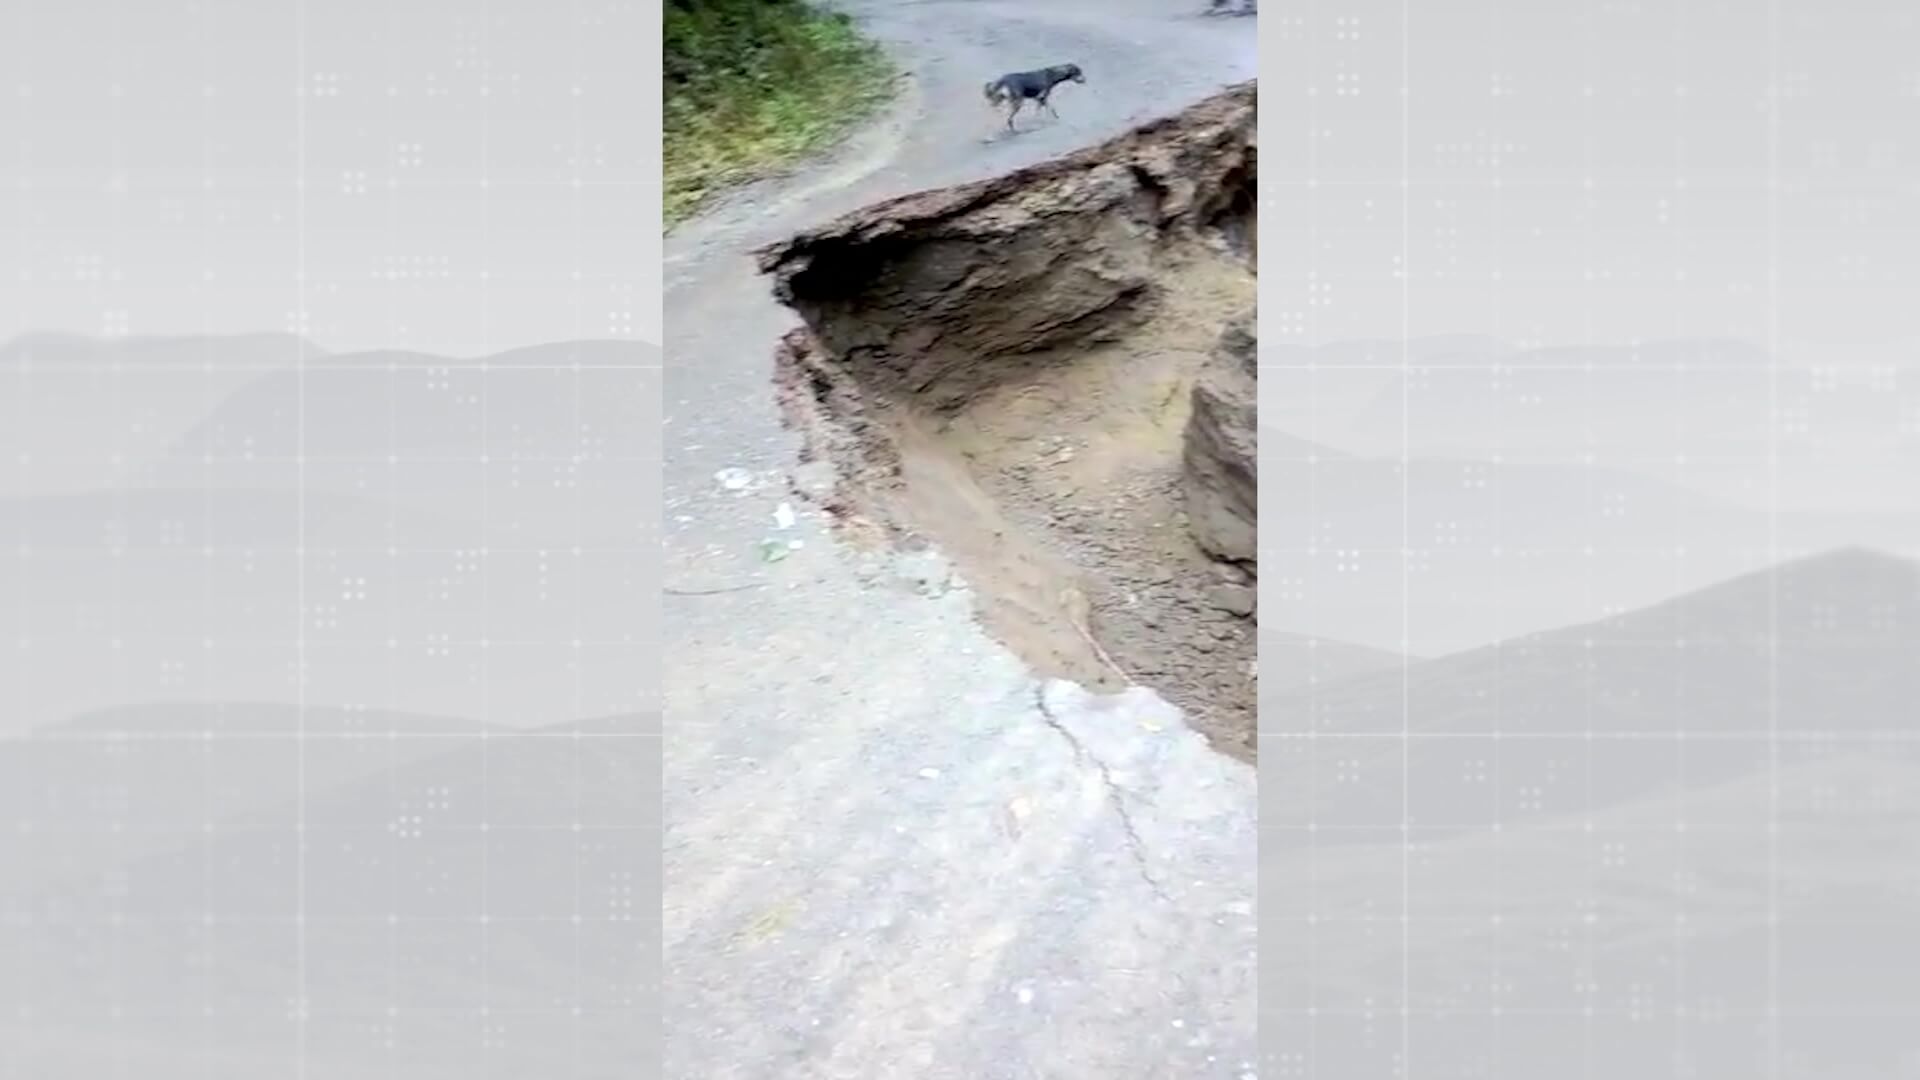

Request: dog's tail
left=983, top=79, right=1007, bottom=105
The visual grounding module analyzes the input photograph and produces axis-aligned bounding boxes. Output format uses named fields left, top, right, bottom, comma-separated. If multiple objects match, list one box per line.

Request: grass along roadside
left=665, top=0, right=897, bottom=226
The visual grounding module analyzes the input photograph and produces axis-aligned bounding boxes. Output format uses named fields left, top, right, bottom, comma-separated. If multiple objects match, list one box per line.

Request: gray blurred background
left=1262, top=1, right=1920, bottom=1077
left=1, top=1, right=657, bottom=1077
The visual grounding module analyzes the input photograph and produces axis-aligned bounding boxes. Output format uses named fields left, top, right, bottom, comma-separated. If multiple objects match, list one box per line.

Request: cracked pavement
left=1032, top=681, right=1177, bottom=906
left=663, top=0, right=1258, bottom=1076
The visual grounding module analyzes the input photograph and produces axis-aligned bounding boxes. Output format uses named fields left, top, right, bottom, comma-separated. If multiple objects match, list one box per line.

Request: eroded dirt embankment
left=758, top=83, right=1258, bottom=758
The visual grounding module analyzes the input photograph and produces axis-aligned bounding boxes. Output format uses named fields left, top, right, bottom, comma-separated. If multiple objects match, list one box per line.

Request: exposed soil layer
left=761, top=83, right=1258, bottom=760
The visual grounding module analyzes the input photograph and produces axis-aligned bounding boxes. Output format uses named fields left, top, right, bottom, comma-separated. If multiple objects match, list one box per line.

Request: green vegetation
left=665, top=0, right=896, bottom=226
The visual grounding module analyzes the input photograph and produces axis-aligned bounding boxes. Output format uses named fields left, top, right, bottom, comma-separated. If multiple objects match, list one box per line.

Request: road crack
left=1032, top=683, right=1172, bottom=904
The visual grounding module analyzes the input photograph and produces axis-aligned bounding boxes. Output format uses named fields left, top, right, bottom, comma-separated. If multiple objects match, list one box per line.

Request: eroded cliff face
left=1184, top=309, right=1258, bottom=574
left=761, top=82, right=1254, bottom=407
left=760, top=83, right=1259, bottom=758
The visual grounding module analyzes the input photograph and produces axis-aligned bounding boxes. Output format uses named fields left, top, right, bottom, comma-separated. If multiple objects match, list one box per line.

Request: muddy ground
left=763, top=84, right=1259, bottom=760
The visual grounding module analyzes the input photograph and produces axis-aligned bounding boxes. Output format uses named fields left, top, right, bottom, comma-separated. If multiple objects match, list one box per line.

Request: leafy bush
left=665, top=0, right=895, bottom=225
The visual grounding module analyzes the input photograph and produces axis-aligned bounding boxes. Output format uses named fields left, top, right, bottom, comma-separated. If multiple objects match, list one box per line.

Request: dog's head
left=1066, top=63, right=1086, bottom=83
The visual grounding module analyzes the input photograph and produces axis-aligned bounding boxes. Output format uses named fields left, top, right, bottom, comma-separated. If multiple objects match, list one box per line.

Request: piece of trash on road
left=773, top=502, right=797, bottom=530
left=714, top=467, right=754, bottom=492
left=1003, top=795, right=1033, bottom=841
left=757, top=539, right=790, bottom=563
left=917, top=767, right=941, bottom=780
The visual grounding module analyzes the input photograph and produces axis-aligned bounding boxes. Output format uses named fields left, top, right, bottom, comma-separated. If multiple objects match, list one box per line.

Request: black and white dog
left=983, top=63, right=1086, bottom=131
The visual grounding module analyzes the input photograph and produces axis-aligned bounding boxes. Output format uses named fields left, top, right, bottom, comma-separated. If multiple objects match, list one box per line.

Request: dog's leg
left=1005, top=97, right=1022, bottom=131
left=1041, top=93, right=1059, bottom=119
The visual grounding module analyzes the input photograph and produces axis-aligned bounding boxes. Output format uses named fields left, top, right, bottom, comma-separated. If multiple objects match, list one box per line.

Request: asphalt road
left=662, top=2, right=1260, bottom=1077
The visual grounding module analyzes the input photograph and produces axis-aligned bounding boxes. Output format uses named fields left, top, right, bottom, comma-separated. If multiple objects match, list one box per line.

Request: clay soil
left=775, top=239, right=1257, bottom=760
left=763, top=83, right=1259, bottom=761
left=883, top=249, right=1255, bottom=758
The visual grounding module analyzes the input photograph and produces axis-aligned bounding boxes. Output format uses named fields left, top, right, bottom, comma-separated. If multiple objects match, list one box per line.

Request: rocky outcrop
left=1183, top=309, right=1256, bottom=583
left=758, top=82, right=1255, bottom=413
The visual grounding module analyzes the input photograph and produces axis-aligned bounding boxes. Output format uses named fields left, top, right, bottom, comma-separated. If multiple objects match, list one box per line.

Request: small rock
left=714, top=467, right=754, bottom=492
left=790, top=461, right=836, bottom=498
left=896, top=549, right=953, bottom=597
left=918, top=767, right=941, bottom=780
left=1210, top=560, right=1252, bottom=585
left=1205, top=583, right=1255, bottom=617
left=773, top=502, right=797, bottom=530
